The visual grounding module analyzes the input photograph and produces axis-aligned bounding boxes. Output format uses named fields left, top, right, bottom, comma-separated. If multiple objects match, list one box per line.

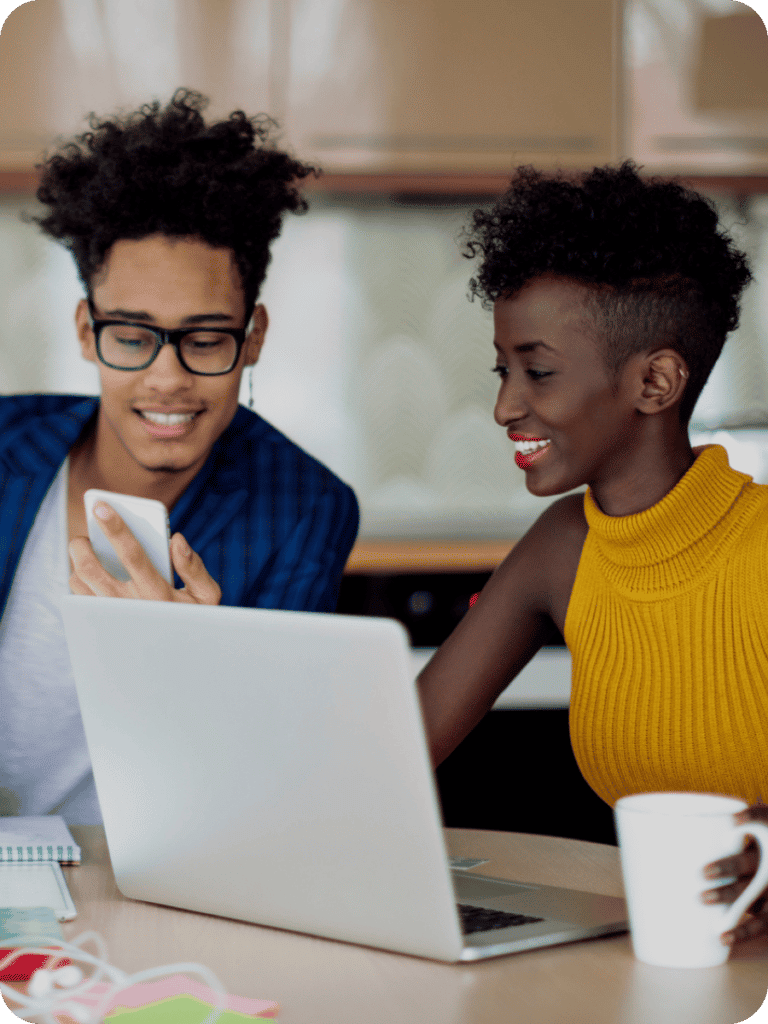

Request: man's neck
left=68, top=422, right=201, bottom=512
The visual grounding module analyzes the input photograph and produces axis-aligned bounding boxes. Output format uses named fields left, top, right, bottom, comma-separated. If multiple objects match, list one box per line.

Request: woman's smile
left=509, top=433, right=553, bottom=469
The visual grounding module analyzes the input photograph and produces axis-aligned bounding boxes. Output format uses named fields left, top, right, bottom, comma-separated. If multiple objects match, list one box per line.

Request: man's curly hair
left=31, top=88, right=316, bottom=310
left=463, top=161, right=753, bottom=424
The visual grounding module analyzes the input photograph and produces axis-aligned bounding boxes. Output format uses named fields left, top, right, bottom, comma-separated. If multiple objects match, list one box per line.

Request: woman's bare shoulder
left=540, top=491, right=589, bottom=535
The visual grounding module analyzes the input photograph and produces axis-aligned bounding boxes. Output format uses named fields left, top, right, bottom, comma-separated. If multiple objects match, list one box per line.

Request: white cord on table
left=0, top=930, right=227, bottom=1024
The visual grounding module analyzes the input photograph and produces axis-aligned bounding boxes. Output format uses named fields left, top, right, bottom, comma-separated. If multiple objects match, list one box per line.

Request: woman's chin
left=525, top=475, right=574, bottom=498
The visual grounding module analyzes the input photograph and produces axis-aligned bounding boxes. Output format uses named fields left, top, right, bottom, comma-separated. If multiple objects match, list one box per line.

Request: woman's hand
left=701, top=803, right=768, bottom=947
left=69, top=501, right=222, bottom=605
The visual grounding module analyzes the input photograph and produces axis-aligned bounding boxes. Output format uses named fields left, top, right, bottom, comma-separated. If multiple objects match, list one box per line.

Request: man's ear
left=636, top=349, right=689, bottom=415
left=75, top=298, right=97, bottom=363
left=244, top=304, right=268, bottom=367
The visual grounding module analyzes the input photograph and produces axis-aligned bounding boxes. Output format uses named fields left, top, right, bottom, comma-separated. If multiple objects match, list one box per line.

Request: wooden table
left=50, top=826, right=767, bottom=1024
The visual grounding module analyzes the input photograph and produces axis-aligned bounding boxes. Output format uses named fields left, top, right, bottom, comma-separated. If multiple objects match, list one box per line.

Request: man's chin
left=136, top=459, right=194, bottom=475
left=129, top=434, right=211, bottom=477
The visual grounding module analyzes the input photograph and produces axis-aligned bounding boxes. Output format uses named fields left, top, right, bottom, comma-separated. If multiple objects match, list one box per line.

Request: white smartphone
left=84, top=489, right=172, bottom=585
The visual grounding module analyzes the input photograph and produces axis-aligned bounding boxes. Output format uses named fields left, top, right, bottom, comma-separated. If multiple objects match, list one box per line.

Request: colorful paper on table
left=63, top=975, right=278, bottom=1019
left=0, top=948, right=67, bottom=982
left=0, top=816, right=81, bottom=864
left=104, top=994, right=276, bottom=1022
left=0, top=906, right=68, bottom=980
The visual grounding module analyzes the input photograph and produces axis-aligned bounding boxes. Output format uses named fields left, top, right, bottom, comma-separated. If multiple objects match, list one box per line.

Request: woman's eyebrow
left=513, top=341, right=559, bottom=354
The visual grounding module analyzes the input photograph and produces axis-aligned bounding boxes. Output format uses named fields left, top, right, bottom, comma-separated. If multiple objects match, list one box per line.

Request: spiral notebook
left=0, top=816, right=81, bottom=864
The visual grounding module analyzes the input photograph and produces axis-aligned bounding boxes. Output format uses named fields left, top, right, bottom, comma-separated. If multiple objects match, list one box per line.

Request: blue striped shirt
left=0, top=394, right=359, bottom=616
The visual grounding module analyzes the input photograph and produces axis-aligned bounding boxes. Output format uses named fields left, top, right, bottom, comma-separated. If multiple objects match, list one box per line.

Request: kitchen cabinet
left=3, top=1, right=768, bottom=184
left=0, top=0, right=274, bottom=170
left=0, top=0, right=620, bottom=176
left=627, top=1, right=768, bottom=174
left=285, top=0, right=622, bottom=173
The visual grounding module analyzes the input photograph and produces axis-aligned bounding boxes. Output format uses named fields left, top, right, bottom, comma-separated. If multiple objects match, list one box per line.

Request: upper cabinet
left=0, top=0, right=766, bottom=180
left=281, top=0, right=621, bottom=173
left=0, top=0, right=620, bottom=175
left=626, top=0, right=768, bottom=175
left=0, top=0, right=274, bottom=169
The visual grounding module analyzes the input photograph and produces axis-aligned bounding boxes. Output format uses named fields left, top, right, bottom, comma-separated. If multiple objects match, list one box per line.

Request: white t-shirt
left=0, top=458, right=102, bottom=824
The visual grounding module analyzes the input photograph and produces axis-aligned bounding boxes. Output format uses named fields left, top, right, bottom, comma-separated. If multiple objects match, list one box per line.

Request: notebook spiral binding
left=0, top=845, right=77, bottom=864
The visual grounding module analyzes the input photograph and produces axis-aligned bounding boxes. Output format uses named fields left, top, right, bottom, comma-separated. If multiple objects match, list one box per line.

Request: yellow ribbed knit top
left=564, top=444, right=768, bottom=807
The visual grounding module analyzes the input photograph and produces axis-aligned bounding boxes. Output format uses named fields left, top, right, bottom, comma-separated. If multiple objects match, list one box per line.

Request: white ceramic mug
left=614, top=792, right=768, bottom=968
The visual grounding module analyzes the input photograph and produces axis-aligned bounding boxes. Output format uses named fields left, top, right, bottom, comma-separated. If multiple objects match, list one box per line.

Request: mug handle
left=722, top=821, right=768, bottom=930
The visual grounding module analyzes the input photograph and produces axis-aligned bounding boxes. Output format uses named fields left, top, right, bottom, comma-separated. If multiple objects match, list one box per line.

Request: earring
left=679, top=367, right=689, bottom=380
left=249, top=366, right=254, bottom=410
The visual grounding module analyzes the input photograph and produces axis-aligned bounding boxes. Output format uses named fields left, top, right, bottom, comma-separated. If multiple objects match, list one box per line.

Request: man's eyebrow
left=100, top=308, right=236, bottom=325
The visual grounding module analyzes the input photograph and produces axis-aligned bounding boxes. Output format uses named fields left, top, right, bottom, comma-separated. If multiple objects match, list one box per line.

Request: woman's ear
left=637, top=350, right=689, bottom=414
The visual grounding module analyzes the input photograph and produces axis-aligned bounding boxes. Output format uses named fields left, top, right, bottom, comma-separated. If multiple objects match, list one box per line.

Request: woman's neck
left=589, top=424, right=695, bottom=518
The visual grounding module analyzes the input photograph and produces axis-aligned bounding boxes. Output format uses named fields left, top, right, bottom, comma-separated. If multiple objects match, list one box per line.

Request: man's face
left=76, top=234, right=266, bottom=481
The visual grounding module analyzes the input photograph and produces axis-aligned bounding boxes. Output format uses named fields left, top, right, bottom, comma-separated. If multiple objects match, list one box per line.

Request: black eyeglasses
left=87, top=299, right=248, bottom=376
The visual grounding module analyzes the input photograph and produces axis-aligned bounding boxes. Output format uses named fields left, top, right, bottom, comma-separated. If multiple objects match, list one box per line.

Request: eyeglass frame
left=86, top=298, right=250, bottom=376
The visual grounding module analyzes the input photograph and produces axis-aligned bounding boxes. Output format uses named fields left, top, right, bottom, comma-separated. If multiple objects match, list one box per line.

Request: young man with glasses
left=0, top=91, right=358, bottom=823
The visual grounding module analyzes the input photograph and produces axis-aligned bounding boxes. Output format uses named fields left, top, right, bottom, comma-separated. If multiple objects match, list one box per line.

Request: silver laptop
left=60, top=596, right=626, bottom=961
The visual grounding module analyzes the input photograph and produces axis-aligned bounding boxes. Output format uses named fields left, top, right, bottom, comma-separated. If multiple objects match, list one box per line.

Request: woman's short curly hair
left=463, top=161, right=753, bottom=424
left=31, top=88, right=316, bottom=310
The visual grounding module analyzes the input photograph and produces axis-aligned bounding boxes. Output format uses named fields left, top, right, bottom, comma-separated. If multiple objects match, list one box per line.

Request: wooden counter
left=344, top=539, right=514, bottom=574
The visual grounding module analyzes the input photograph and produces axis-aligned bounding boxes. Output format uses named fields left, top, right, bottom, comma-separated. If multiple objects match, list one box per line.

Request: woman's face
left=492, top=274, right=644, bottom=498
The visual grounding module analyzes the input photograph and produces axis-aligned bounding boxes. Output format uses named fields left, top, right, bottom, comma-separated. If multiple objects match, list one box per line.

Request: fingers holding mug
left=702, top=837, right=760, bottom=907
left=708, top=804, right=768, bottom=946
left=614, top=793, right=768, bottom=968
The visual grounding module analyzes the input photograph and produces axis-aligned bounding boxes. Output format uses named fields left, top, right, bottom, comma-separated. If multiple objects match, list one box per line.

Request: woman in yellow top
left=412, top=161, right=768, bottom=950
left=72, top=160, right=766, bottom=948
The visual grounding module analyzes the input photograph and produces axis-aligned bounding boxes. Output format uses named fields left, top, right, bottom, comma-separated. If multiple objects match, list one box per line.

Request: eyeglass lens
left=99, top=324, right=239, bottom=373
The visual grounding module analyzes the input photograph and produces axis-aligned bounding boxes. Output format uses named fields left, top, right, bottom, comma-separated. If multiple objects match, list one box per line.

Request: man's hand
left=701, top=803, right=768, bottom=947
left=69, top=501, right=222, bottom=605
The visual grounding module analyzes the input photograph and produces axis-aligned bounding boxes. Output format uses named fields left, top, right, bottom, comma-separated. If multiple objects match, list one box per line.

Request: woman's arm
left=417, top=494, right=585, bottom=766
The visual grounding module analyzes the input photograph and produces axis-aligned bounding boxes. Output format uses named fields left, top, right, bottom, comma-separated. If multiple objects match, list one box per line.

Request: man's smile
left=134, top=407, right=203, bottom=438
left=135, top=407, right=202, bottom=423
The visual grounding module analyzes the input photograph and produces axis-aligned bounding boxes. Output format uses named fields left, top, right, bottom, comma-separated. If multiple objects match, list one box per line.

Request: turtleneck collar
left=582, top=444, right=757, bottom=595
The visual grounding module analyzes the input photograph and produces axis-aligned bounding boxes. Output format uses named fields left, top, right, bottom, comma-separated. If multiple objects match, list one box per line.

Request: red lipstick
left=508, top=433, right=553, bottom=470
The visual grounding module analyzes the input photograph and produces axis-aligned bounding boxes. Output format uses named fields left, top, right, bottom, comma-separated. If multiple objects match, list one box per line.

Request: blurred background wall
left=0, top=0, right=767, bottom=541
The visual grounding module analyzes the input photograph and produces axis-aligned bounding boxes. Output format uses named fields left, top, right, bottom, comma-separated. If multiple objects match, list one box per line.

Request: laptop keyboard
left=457, top=903, right=544, bottom=935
